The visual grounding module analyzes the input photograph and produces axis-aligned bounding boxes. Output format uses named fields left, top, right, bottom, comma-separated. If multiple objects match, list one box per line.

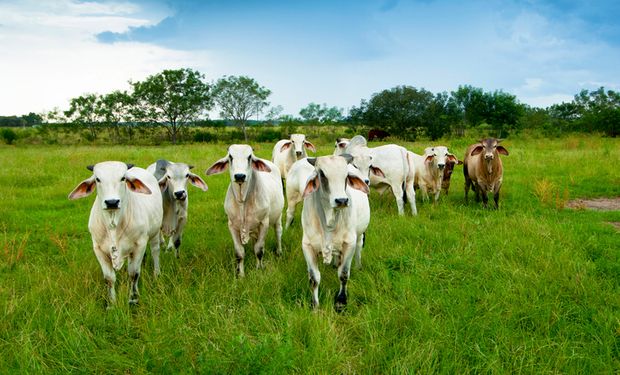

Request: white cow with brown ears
left=333, top=137, right=350, bottom=155
left=464, top=138, right=509, bottom=209
left=409, top=146, right=459, bottom=203
left=69, top=161, right=163, bottom=307
left=206, top=145, right=284, bottom=277
left=272, top=134, right=316, bottom=178
left=301, top=155, right=370, bottom=311
left=147, top=160, right=208, bottom=258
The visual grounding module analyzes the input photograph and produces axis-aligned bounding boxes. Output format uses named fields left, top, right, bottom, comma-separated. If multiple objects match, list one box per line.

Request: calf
left=272, top=134, right=316, bottom=178
left=301, top=155, right=370, bottom=311
left=147, top=160, right=208, bottom=258
left=463, top=138, right=509, bottom=208
left=409, top=146, right=458, bottom=202
left=69, top=162, right=162, bottom=306
left=441, top=159, right=463, bottom=196
left=206, top=145, right=284, bottom=276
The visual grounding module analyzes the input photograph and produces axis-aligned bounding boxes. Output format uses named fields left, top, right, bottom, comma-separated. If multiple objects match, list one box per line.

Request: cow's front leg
left=254, top=218, right=270, bottom=269
left=94, top=245, right=116, bottom=308
left=228, top=222, right=245, bottom=277
left=128, top=240, right=147, bottom=306
left=149, top=234, right=161, bottom=277
left=335, top=240, right=356, bottom=313
left=173, top=213, right=187, bottom=258
left=302, top=240, right=320, bottom=309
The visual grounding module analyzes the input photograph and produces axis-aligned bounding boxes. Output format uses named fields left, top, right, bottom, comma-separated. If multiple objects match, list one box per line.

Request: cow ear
left=340, top=153, right=353, bottom=164
left=86, top=165, right=94, bottom=171
left=370, top=165, right=385, bottom=178
left=206, top=157, right=229, bottom=175
left=304, top=141, right=316, bottom=153
left=470, top=146, right=484, bottom=156
left=188, top=173, right=208, bottom=191
left=447, top=154, right=459, bottom=163
left=496, top=146, right=509, bottom=155
left=347, top=174, right=370, bottom=194
left=252, top=158, right=272, bottom=172
left=425, top=154, right=434, bottom=163
left=126, top=163, right=134, bottom=170
left=126, top=177, right=152, bottom=194
left=302, top=173, right=320, bottom=198
left=68, top=176, right=96, bottom=200
left=158, top=176, right=168, bottom=192
left=338, top=142, right=347, bottom=149
left=280, top=141, right=292, bottom=152
left=188, top=165, right=195, bottom=170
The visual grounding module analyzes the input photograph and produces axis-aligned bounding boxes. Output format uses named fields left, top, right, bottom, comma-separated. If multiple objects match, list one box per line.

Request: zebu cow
left=409, top=146, right=458, bottom=202
left=333, top=137, right=350, bottom=156
left=147, top=160, right=208, bottom=258
left=272, top=134, right=316, bottom=178
left=464, top=138, right=509, bottom=209
left=301, top=155, right=370, bottom=311
left=69, top=162, right=162, bottom=306
left=206, top=145, right=284, bottom=276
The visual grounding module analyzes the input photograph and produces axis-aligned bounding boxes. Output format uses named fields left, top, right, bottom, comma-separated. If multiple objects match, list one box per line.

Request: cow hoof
left=129, top=299, right=139, bottom=307
left=334, top=293, right=347, bottom=313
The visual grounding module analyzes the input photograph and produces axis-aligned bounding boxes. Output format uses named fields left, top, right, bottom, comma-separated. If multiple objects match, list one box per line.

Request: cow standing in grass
left=409, top=146, right=459, bottom=203
left=147, top=160, right=208, bottom=258
left=69, top=162, right=162, bottom=306
left=272, top=134, right=316, bottom=179
left=464, top=138, right=509, bottom=209
left=301, top=155, right=370, bottom=311
left=206, top=145, right=284, bottom=277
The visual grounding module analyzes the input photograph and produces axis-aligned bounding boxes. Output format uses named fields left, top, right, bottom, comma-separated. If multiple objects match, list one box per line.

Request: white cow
left=345, top=135, right=417, bottom=215
left=68, top=161, right=163, bottom=306
left=333, top=137, right=350, bottom=155
left=409, top=146, right=458, bottom=202
left=147, top=160, right=208, bottom=258
left=272, top=134, right=316, bottom=178
left=301, top=155, right=370, bottom=311
left=206, top=145, right=284, bottom=277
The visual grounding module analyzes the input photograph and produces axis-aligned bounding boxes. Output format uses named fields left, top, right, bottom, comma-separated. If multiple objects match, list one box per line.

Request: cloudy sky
left=1, top=0, right=619, bottom=117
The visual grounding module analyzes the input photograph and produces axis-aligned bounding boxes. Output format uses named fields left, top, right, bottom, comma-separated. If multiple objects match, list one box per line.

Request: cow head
left=158, top=162, right=207, bottom=201
left=280, top=134, right=316, bottom=159
left=424, top=146, right=458, bottom=171
left=470, top=138, right=509, bottom=174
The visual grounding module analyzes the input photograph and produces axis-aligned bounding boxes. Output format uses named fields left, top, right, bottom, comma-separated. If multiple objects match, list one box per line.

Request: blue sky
left=1, top=0, right=619, bottom=117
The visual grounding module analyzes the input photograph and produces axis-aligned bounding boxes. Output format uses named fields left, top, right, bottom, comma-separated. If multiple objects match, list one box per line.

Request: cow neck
left=100, top=196, right=131, bottom=268
left=312, top=187, right=346, bottom=265
left=480, top=155, right=500, bottom=181
left=234, top=170, right=258, bottom=245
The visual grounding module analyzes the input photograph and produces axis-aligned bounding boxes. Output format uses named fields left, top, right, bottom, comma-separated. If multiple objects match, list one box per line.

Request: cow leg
left=285, top=193, right=300, bottom=229
left=354, top=233, right=365, bottom=269
left=274, top=215, right=283, bottom=256
left=335, top=241, right=355, bottom=312
left=464, top=178, right=471, bottom=203
left=391, top=182, right=405, bottom=215
left=302, top=241, right=320, bottom=308
left=127, top=242, right=146, bottom=306
left=149, top=233, right=161, bottom=277
left=173, top=214, right=187, bottom=258
left=405, top=179, right=417, bottom=215
left=228, top=223, right=245, bottom=277
left=94, top=246, right=116, bottom=307
left=481, top=189, right=489, bottom=208
left=254, top=219, right=270, bottom=270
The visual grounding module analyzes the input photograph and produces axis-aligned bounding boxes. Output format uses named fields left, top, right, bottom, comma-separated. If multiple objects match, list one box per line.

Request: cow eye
left=120, top=177, right=125, bottom=182
left=167, top=176, right=171, bottom=179
left=228, top=154, right=232, bottom=160
left=248, top=155, right=252, bottom=161
left=185, top=173, right=190, bottom=178
left=95, top=177, right=100, bottom=183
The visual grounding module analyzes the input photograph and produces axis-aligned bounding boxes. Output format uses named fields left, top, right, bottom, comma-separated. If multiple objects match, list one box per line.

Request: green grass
left=1, top=135, right=619, bottom=373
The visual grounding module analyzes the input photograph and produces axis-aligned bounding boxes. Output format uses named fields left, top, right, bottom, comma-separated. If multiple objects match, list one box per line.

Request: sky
left=1, top=0, right=619, bottom=117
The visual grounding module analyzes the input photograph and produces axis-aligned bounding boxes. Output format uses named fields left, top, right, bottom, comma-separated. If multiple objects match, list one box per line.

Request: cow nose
left=485, top=155, right=494, bottom=161
left=438, top=163, right=445, bottom=169
left=104, top=199, right=120, bottom=209
left=174, top=191, right=186, bottom=200
left=234, top=173, right=246, bottom=183
left=295, top=151, right=302, bottom=157
left=364, top=179, right=370, bottom=185
left=334, top=198, right=349, bottom=207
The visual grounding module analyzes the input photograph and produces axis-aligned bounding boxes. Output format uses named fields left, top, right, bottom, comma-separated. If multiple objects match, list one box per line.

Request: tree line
left=3, top=68, right=618, bottom=144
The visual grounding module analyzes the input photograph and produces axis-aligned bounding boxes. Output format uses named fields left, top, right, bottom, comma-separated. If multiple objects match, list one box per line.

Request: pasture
left=1, top=135, right=619, bottom=373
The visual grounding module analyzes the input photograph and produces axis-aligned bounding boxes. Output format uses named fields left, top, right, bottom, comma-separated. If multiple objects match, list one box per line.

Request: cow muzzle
left=104, top=199, right=120, bottom=210
left=334, top=197, right=349, bottom=208
left=174, top=191, right=187, bottom=201
left=234, top=173, right=246, bottom=183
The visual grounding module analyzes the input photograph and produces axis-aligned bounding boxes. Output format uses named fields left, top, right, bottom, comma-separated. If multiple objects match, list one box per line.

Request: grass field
left=1, top=135, right=619, bottom=373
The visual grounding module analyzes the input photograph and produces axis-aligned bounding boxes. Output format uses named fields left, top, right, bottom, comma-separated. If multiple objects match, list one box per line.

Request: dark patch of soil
left=566, top=197, right=620, bottom=211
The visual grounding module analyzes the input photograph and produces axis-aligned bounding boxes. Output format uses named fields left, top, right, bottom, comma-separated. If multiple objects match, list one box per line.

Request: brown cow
left=463, top=138, right=509, bottom=209
left=368, top=129, right=390, bottom=141
left=441, top=159, right=463, bottom=195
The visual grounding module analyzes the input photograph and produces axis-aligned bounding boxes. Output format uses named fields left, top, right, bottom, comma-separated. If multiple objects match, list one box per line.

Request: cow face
left=158, top=163, right=207, bottom=201
left=333, top=138, right=350, bottom=156
left=303, top=155, right=369, bottom=209
left=424, top=146, right=458, bottom=171
left=68, top=161, right=151, bottom=211
left=280, top=134, right=316, bottom=159
left=470, top=138, right=509, bottom=174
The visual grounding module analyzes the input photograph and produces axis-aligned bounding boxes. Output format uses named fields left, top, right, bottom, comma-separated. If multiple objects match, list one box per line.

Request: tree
left=213, top=75, right=271, bottom=141
left=299, top=103, right=344, bottom=124
left=485, top=90, right=524, bottom=137
left=96, top=90, right=134, bottom=142
left=64, top=93, right=101, bottom=140
left=132, top=68, right=213, bottom=144
left=451, top=85, right=488, bottom=135
left=264, top=105, right=284, bottom=125
left=22, top=112, right=43, bottom=127
left=573, top=87, right=620, bottom=136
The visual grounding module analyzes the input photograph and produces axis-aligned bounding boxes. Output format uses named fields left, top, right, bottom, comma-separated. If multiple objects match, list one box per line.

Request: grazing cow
left=272, top=134, right=316, bottom=178
left=441, top=159, right=463, bottom=195
left=285, top=158, right=367, bottom=229
left=301, top=155, right=370, bottom=311
left=68, top=162, right=163, bottom=306
left=409, top=146, right=459, bottom=202
left=146, top=160, right=208, bottom=258
left=333, top=137, right=350, bottom=155
left=464, top=138, right=509, bottom=209
left=206, top=145, right=284, bottom=276
left=368, top=129, right=390, bottom=141
left=345, top=135, right=417, bottom=215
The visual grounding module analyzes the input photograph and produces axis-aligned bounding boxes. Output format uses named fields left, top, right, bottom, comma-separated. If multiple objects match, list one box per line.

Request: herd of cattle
left=68, top=134, right=509, bottom=310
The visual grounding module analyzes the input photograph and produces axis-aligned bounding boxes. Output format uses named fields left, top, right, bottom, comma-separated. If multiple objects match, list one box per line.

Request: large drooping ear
left=158, top=176, right=168, bottom=192
left=340, top=153, right=353, bottom=164
left=347, top=174, right=370, bottom=194
left=447, top=154, right=459, bottom=163
left=251, top=158, right=272, bottom=172
left=206, top=157, right=229, bottom=175
left=68, top=176, right=96, bottom=200
left=496, top=146, right=509, bottom=155
left=280, top=141, right=292, bottom=152
left=188, top=173, right=208, bottom=191
left=302, top=172, right=320, bottom=198
left=304, top=141, right=316, bottom=153
left=126, top=177, right=152, bottom=194
left=470, top=145, right=484, bottom=156
left=370, top=165, right=385, bottom=178
left=424, top=154, right=434, bottom=163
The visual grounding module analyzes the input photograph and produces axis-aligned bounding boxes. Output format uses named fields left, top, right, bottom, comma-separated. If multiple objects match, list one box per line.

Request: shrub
left=194, top=130, right=216, bottom=143
left=1, top=128, right=17, bottom=144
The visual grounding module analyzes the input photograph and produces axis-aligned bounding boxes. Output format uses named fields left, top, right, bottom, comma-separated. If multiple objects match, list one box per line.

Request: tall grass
left=0, top=135, right=618, bottom=373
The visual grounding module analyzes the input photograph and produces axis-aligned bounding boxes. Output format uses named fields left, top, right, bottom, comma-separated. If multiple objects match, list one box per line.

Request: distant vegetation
left=1, top=68, right=618, bottom=145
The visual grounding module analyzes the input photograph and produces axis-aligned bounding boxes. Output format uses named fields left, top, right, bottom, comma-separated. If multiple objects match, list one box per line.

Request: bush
left=194, top=130, right=217, bottom=143
left=1, top=128, right=17, bottom=144
left=254, top=128, right=282, bottom=142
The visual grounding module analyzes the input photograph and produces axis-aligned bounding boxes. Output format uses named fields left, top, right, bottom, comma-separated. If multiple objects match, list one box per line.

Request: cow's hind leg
left=149, top=234, right=161, bottom=277
left=302, top=242, right=320, bottom=309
